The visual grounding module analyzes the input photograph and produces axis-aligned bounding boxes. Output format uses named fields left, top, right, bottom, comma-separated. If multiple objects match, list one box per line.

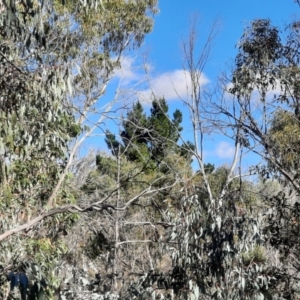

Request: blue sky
left=145, top=0, right=298, bottom=77
left=88, top=0, right=299, bottom=170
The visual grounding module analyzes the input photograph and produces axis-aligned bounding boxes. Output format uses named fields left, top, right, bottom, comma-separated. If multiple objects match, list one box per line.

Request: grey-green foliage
left=229, top=19, right=300, bottom=186
left=0, top=0, right=158, bottom=297
left=0, top=0, right=159, bottom=206
left=167, top=166, right=294, bottom=299
left=0, top=0, right=158, bottom=176
left=229, top=12, right=300, bottom=281
left=0, top=0, right=80, bottom=207
left=174, top=17, right=300, bottom=300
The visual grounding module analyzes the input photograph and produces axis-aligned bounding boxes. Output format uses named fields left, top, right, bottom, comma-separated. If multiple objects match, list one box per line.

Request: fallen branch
left=0, top=203, right=124, bottom=242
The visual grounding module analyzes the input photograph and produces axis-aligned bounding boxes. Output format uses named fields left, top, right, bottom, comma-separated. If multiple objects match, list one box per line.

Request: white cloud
left=113, top=56, right=140, bottom=84
left=112, top=58, right=210, bottom=104
left=215, top=141, right=235, bottom=159
left=139, top=69, right=209, bottom=103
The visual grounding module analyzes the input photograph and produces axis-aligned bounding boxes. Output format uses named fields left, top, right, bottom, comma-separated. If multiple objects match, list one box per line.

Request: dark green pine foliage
left=106, top=98, right=193, bottom=168
left=148, top=98, right=183, bottom=161
left=105, top=131, right=124, bottom=157
left=121, top=101, right=149, bottom=162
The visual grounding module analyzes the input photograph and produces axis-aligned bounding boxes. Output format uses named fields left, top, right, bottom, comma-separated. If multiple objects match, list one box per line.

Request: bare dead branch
left=0, top=203, right=124, bottom=242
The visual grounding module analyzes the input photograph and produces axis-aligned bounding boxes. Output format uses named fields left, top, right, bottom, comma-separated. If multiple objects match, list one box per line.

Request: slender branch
left=0, top=50, right=25, bottom=74
left=117, top=240, right=153, bottom=246
left=0, top=203, right=124, bottom=242
left=123, top=221, right=174, bottom=228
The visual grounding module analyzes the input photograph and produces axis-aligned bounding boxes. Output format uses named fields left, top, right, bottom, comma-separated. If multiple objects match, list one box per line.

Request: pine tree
left=106, top=98, right=193, bottom=169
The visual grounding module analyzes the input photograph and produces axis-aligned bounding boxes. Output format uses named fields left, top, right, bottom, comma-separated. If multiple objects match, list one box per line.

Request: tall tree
left=106, top=98, right=190, bottom=170
left=0, top=0, right=158, bottom=297
left=155, top=16, right=299, bottom=299
left=217, top=17, right=300, bottom=298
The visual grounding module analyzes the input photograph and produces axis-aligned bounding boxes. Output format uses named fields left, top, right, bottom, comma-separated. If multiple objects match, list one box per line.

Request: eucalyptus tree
left=146, top=17, right=298, bottom=299
left=213, top=17, right=300, bottom=299
left=0, top=0, right=158, bottom=298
